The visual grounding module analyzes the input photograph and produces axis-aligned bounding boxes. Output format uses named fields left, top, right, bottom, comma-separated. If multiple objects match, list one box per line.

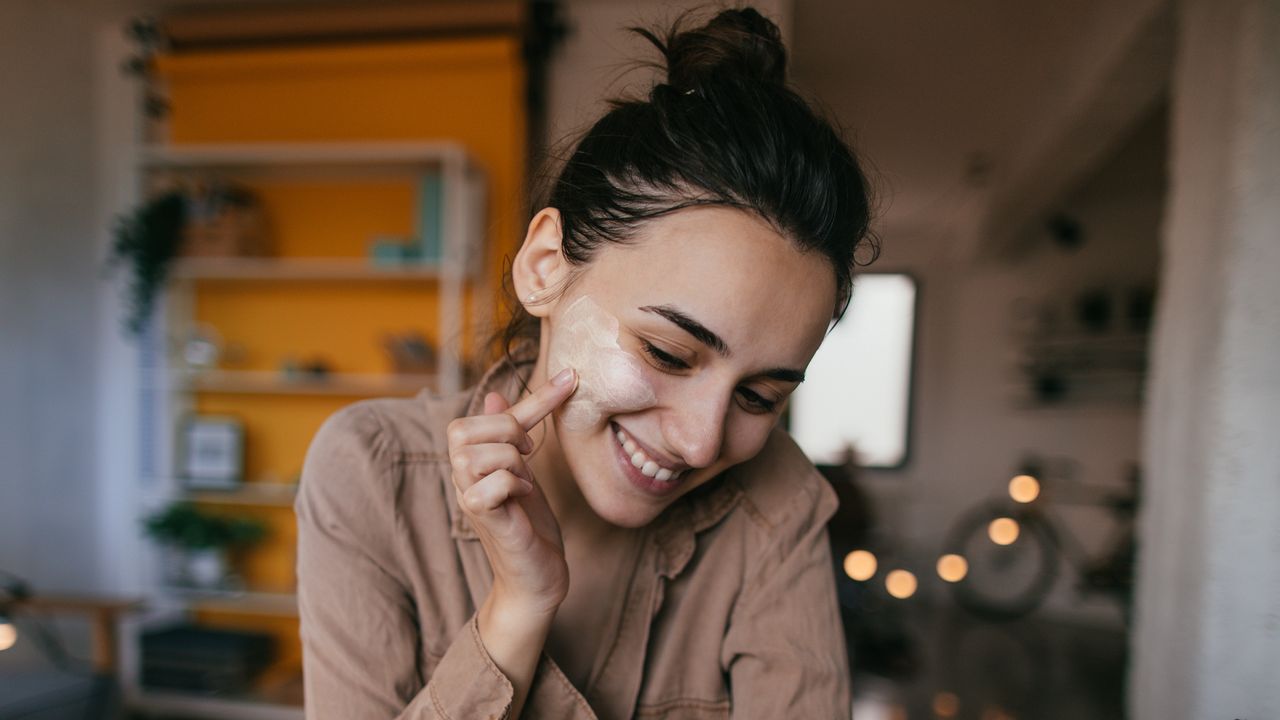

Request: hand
left=446, top=367, right=578, bottom=617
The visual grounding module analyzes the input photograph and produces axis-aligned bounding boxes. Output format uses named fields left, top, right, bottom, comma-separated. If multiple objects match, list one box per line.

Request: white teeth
left=614, top=426, right=683, bottom=483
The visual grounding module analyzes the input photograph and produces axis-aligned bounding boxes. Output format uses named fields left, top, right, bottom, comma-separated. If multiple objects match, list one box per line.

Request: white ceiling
left=790, top=0, right=1171, bottom=247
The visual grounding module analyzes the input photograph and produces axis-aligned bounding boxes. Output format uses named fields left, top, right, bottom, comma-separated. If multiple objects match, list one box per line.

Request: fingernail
left=552, top=368, right=575, bottom=387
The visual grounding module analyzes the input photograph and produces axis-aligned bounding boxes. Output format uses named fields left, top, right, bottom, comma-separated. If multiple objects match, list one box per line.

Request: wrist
left=482, top=587, right=560, bottom=632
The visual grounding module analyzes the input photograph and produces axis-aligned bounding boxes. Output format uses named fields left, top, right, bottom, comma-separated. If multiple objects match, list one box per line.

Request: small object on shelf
left=181, top=322, right=223, bottom=371
left=181, top=182, right=271, bottom=259
left=383, top=332, right=437, bottom=375
left=416, top=170, right=443, bottom=263
left=180, top=415, right=245, bottom=490
left=279, top=356, right=332, bottom=382
left=369, top=234, right=422, bottom=266
left=141, top=622, right=276, bottom=695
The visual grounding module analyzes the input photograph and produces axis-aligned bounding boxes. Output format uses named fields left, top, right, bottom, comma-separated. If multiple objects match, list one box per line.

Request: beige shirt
left=295, top=353, right=850, bottom=719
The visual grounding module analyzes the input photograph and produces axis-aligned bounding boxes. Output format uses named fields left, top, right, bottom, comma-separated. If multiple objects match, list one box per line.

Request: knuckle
left=451, top=447, right=475, bottom=475
left=462, top=488, right=486, bottom=514
left=446, top=419, right=470, bottom=448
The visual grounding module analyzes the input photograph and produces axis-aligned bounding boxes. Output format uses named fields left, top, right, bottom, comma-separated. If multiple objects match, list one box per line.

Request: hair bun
left=637, top=8, right=788, bottom=94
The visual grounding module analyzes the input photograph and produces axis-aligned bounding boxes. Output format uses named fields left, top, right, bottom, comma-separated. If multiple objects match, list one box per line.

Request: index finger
left=506, top=367, right=578, bottom=431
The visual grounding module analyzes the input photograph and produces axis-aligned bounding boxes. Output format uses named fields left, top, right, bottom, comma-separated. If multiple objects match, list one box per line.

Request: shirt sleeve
left=719, top=470, right=852, bottom=718
left=295, top=403, right=516, bottom=720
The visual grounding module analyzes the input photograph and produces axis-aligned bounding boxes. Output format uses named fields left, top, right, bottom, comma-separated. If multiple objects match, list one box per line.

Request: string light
left=932, top=691, right=960, bottom=718
left=936, top=554, right=969, bottom=582
left=988, top=517, right=1020, bottom=545
left=1008, top=474, right=1040, bottom=503
left=0, top=619, right=16, bottom=652
left=843, top=550, right=877, bottom=581
left=885, top=569, right=917, bottom=599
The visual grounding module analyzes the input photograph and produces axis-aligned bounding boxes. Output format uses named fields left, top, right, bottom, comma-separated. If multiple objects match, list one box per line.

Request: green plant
left=108, top=191, right=187, bottom=335
left=142, top=502, right=266, bottom=551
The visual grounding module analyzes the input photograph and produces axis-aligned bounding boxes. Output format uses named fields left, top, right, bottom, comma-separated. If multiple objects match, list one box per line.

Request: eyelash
left=639, top=341, right=780, bottom=414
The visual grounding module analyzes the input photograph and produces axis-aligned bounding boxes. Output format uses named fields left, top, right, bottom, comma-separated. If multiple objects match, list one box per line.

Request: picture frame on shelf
left=179, top=415, right=245, bottom=490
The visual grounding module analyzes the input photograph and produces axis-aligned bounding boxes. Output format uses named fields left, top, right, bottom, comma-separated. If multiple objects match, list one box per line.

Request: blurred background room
left=1, top=1, right=1276, bottom=719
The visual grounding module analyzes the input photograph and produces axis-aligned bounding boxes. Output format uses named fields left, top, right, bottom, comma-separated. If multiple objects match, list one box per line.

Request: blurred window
left=789, top=273, right=917, bottom=468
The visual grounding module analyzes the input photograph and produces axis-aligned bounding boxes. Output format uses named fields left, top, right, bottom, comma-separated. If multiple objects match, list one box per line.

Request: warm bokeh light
left=1008, top=474, right=1041, bottom=503
left=933, top=691, right=960, bottom=718
left=885, top=569, right=918, bottom=599
left=936, top=554, right=969, bottom=582
left=988, top=517, right=1021, bottom=545
left=844, top=549, right=878, bottom=581
left=0, top=622, right=16, bottom=652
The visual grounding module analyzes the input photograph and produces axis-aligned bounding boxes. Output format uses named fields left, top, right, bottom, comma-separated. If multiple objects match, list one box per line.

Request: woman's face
left=537, top=206, right=836, bottom=528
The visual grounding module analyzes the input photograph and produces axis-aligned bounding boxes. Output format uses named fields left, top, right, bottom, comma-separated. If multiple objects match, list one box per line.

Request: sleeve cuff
left=425, top=614, right=515, bottom=720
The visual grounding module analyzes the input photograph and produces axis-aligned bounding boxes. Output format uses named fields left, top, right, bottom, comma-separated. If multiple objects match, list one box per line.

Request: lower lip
left=610, top=422, right=687, bottom=498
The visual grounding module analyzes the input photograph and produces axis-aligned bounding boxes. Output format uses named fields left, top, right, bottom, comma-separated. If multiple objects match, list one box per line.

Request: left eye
left=640, top=340, right=690, bottom=370
left=737, top=387, right=779, bottom=413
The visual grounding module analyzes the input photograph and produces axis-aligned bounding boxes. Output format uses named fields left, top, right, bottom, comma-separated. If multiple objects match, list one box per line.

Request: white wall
left=0, top=0, right=116, bottom=593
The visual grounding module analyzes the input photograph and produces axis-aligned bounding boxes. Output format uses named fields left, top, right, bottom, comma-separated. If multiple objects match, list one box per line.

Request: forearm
left=477, top=591, right=556, bottom=719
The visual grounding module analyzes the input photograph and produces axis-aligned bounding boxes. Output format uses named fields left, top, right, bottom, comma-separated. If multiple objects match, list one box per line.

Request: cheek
left=547, top=295, right=657, bottom=431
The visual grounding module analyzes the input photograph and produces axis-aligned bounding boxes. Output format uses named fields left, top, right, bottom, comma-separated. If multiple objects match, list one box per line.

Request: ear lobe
left=513, top=207, right=569, bottom=317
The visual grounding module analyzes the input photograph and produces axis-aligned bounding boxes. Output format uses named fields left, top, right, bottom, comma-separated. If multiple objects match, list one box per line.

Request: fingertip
left=484, top=391, right=508, bottom=414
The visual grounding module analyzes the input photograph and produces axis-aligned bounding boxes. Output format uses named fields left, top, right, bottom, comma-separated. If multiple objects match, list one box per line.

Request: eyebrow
left=638, top=304, right=807, bottom=383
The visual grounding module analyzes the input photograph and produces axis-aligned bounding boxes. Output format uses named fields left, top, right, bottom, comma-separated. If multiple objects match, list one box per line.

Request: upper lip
left=613, top=422, right=689, bottom=473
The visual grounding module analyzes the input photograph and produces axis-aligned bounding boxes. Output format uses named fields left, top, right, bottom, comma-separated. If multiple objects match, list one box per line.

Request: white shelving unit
left=125, top=142, right=487, bottom=719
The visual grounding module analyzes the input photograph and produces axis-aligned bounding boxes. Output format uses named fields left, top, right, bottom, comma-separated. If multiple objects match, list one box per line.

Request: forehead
left=576, top=206, right=836, bottom=363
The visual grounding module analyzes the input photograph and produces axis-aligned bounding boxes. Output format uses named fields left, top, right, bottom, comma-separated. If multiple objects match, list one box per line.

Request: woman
left=296, top=7, right=875, bottom=719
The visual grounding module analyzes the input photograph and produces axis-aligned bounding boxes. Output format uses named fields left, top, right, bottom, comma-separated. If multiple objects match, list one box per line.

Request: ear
left=513, top=207, right=570, bottom=318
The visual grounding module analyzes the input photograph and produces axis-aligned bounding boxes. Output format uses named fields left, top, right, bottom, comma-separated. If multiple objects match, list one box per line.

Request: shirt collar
left=444, top=344, right=743, bottom=579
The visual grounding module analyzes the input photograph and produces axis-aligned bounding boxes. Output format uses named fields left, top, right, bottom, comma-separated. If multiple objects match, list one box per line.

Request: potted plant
left=142, top=502, right=267, bottom=589
left=108, top=184, right=268, bottom=336
left=108, top=190, right=187, bottom=336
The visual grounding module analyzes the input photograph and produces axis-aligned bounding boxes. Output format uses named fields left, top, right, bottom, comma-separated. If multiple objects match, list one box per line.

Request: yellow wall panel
left=157, top=39, right=527, bottom=297
left=246, top=179, right=417, bottom=258
left=194, top=282, right=443, bottom=374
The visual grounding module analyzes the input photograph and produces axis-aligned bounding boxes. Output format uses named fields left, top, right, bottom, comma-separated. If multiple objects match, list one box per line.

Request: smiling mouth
left=610, top=422, right=687, bottom=483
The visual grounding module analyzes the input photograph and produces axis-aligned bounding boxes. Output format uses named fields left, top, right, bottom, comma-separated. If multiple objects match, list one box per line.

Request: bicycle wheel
left=944, top=503, right=1059, bottom=620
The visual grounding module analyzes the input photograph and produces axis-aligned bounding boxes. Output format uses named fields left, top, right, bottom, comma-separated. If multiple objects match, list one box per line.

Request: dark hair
left=488, top=6, right=877, bottom=375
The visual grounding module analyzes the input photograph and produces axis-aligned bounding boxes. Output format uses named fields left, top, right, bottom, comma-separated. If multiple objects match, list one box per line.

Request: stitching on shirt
left=738, top=494, right=775, bottom=530
left=428, top=684, right=454, bottom=720
left=542, top=658, right=595, bottom=715
left=634, top=697, right=731, bottom=716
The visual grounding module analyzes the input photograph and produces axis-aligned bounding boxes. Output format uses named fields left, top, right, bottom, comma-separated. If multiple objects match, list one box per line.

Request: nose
left=662, top=378, right=730, bottom=469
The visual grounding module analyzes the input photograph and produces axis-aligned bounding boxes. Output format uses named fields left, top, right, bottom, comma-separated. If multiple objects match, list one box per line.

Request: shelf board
left=165, top=587, right=299, bottom=616
left=186, top=483, right=299, bottom=507
left=139, top=140, right=468, bottom=174
left=170, top=257, right=445, bottom=281
left=131, top=689, right=303, bottom=720
left=167, top=369, right=435, bottom=397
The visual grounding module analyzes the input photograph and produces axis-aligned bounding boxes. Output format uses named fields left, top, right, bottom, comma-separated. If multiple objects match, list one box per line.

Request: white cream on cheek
left=546, top=295, right=658, bottom=431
